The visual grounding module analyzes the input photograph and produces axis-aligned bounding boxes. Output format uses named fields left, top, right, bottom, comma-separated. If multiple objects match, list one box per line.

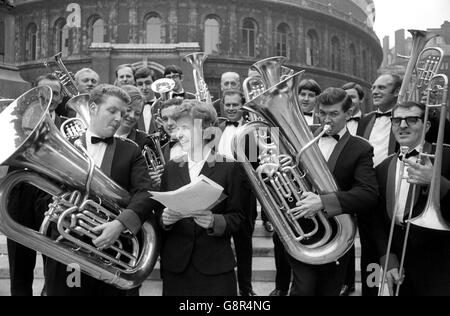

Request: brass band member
left=135, top=67, right=158, bottom=135
left=157, top=100, right=244, bottom=296
left=163, top=65, right=196, bottom=101
left=74, top=68, right=99, bottom=95
left=212, top=72, right=241, bottom=117
left=44, top=84, right=155, bottom=296
left=342, top=82, right=365, bottom=136
left=288, top=88, right=378, bottom=296
left=298, top=79, right=321, bottom=126
left=115, top=64, right=135, bottom=87
left=373, top=101, right=450, bottom=296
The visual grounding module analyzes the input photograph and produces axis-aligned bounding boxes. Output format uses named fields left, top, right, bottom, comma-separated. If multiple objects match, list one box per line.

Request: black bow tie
left=375, top=111, right=391, bottom=118
left=322, top=133, right=340, bottom=142
left=226, top=121, right=240, bottom=127
left=303, top=112, right=313, bottom=117
left=91, top=136, right=114, bottom=144
left=347, top=117, right=360, bottom=123
left=168, top=139, right=178, bottom=148
left=171, top=92, right=185, bottom=99
left=399, top=149, right=419, bottom=161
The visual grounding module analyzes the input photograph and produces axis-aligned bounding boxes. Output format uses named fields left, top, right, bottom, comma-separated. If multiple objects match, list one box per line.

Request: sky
left=373, top=0, right=450, bottom=47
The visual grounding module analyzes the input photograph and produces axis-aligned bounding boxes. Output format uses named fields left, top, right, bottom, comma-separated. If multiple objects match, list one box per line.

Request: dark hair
left=317, top=87, right=353, bottom=112
left=172, top=99, right=217, bottom=129
left=222, top=89, right=245, bottom=105
left=164, top=65, right=183, bottom=77
left=392, top=101, right=426, bottom=117
left=114, top=64, right=134, bottom=79
left=135, top=67, right=154, bottom=81
left=298, top=79, right=322, bottom=95
left=160, top=97, right=183, bottom=111
left=341, top=82, right=365, bottom=100
left=33, top=73, right=61, bottom=88
left=90, top=84, right=131, bottom=106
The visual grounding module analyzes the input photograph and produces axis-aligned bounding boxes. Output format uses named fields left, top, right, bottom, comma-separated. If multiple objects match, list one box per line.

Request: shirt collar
left=187, top=148, right=212, bottom=165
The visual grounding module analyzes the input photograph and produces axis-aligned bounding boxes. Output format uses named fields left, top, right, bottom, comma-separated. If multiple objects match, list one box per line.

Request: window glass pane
left=146, top=17, right=161, bottom=44
left=93, top=19, right=104, bottom=43
left=204, top=18, right=220, bottom=54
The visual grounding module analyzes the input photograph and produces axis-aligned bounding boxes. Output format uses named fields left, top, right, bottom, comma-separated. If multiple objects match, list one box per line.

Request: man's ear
left=425, top=119, right=432, bottom=134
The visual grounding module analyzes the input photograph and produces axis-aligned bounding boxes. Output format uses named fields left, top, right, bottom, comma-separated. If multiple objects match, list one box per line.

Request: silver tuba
left=233, top=65, right=356, bottom=265
left=183, top=52, right=212, bottom=103
left=0, top=86, right=159, bottom=289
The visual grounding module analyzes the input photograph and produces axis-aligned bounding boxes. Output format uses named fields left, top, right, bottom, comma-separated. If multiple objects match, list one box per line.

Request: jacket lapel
left=172, top=155, right=191, bottom=185
left=328, top=131, right=351, bottom=173
left=363, top=114, right=376, bottom=140
left=386, top=155, right=397, bottom=220
left=100, top=138, right=116, bottom=178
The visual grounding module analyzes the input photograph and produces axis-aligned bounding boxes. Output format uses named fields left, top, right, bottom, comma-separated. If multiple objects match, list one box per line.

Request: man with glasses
left=163, top=65, right=196, bottom=100
left=373, top=101, right=450, bottom=296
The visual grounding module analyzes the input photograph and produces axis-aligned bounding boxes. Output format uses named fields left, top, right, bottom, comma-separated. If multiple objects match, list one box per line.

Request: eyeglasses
left=165, top=74, right=181, bottom=79
left=390, top=116, right=424, bottom=127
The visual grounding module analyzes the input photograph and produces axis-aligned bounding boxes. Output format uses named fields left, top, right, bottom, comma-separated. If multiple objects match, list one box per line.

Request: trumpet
left=142, top=132, right=166, bottom=171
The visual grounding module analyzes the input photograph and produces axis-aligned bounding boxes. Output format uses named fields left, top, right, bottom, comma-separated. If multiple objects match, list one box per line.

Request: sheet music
left=149, top=175, right=227, bottom=216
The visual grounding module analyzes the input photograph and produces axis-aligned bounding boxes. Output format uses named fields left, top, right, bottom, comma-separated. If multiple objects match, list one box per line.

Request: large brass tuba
left=183, top=52, right=212, bottom=103
left=0, top=86, right=159, bottom=289
left=234, top=62, right=356, bottom=265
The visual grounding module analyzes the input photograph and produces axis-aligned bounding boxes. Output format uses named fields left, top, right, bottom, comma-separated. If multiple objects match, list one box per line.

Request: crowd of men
left=1, top=59, right=450, bottom=296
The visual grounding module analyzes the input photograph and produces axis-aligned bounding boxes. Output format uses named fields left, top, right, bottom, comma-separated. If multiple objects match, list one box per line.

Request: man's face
left=175, top=116, right=202, bottom=154
left=160, top=105, right=178, bottom=138
left=318, top=101, right=351, bottom=135
left=90, top=95, right=125, bottom=137
left=345, top=88, right=362, bottom=115
left=221, top=73, right=240, bottom=91
left=37, top=79, right=62, bottom=112
left=298, top=89, right=317, bottom=113
left=392, top=106, right=428, bottom=148
left=117, top=67, right=135, bottom=86
left=223, top=94, right=243, bottom=122
left=121, top=101, right=143, bottom=130
left=372, top=75, right=398, bottom=109
left=76, top=71, right=99, bottom=94
left=136, top=75, right=155, bottom=100
left=165, top=72, right=182, bottom=92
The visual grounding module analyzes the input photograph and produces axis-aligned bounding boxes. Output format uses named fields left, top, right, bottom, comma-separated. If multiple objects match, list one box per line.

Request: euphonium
left=0, top=86, right=159, bottom=289
left=234, top=70, right=356, bottom=265
left=183, top=52, right=212, bottom=103
left=47, top=52, right=90, bottom=138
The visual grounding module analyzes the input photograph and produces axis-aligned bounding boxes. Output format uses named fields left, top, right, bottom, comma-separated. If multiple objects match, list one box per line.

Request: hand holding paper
left=194, top=211, right=214, bottom=229
left=162, top=208, right=184, bottom=226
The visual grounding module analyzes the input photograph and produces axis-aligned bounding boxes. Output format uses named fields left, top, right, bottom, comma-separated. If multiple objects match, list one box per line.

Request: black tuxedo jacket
left=127, top=128, right=153, bottom=150
left=158, top=153, right=245, bottom=275
left=78, top=134, right=155, bottom=234
left=373, top=144, right=450, bottom=271
left=356, top=112, right=398, bottom=156
left=315, top=131, right=379, bottom=218
left=137, top=102, right=158, bottom=135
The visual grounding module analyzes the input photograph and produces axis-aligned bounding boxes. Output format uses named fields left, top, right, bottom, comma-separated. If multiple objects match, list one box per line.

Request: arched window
left=145, top=13, right=162, bottom=44
left=242, top=18, right=257, bottom=57
left=306, top=30, right=319, bottom=66
left=349, top=44, right=358, bottom=76
left=25, top=23, right=37, bottom=61
left=276, top=23, right=290, bottom=58
left=331, top=36, right=341, bottom=72
left=204, top=17, right=220, bottom=54
left=362, top=50, right=368, bottom=80
left=54, top=18, right=69, bottom=57
left=92, top=18, right=104, bottom=43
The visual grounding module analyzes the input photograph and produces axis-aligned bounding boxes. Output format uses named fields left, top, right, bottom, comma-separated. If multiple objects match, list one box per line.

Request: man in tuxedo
left=342, top=82, right=364, bottom=136
left=115, top=64, right=135, bottom=87
left=217, top=89, right=258, bottom=296
left=44, top=84, right=155, bottom=296
left=287, top=87, right=378, bottom=296
left=135, top=67, right=158, bottom=135
left=355, top=73, right=402, bottom=296
left=6, top=73, right=66, bottom=296
left=159, top=98, right=184, bottom=163
left=163, top=65, right=196, bottom=100
left=373, top=101, right=450, bottom=296
left=298, top=79, right=322, bottom=125
left=212, top=72, right=241, bottom=117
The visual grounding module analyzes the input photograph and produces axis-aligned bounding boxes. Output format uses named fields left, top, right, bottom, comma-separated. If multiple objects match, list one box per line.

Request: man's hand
left=386, top=268, right=402, bottom=296
left=404, top=157, right=433, bottom=185
left=194, top=211, right=214, bottom=229
left=92, top=219, right=125, bottom=250
left=291, top=192, right=324, bottom=219
left=162, top=208, right=183, bottom=226
left=149, top=165, right=164, bottom=189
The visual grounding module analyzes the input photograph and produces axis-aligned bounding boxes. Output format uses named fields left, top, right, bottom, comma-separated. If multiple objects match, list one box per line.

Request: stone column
left=228, top=3, right=237, bottom=57
left=187, top=0, right=198, bottom=42
left=168, top=1, right=177, bottom=43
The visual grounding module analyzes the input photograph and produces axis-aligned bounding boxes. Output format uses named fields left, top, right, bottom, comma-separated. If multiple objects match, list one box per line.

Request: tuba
left=183, top=52, right=212, bottom=103
left=234, top=62, right=355, bottom=265
left=47, top=52, right=91, bottom=139
left=0, top=86, right=159, bottom=289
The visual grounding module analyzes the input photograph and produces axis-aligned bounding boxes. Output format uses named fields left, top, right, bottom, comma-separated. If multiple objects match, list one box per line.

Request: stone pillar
left=109, top=2, right=118, bottom=44
left=129, top=0, right=138, bottom=43
left=264, top=9, right=273, bottom=57
left=296, top=17, right=305, bottom=64
left=228, top=3, right=237, bottom=57
left=40, top=8, right=49, bottom=59
left=187, top=1, right=198, bottom=42
left=168, top=1, right=177, bottom=43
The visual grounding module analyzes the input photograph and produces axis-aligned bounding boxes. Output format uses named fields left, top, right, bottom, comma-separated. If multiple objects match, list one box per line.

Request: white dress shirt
left=304, top=113, right=314, bottom=126
left=346, top=110, right=362, bottom=136
left=142, top=103, right=153, bottom=134
left=318, top=128, right=348, bottom=162
left=187, top=149, right=212, bottom=182
left=85, top=129, right=108, bottom=167
left=369, top=112, right=392, bottom=167
left=170, top=142, right=184, bottom=160
left=217, top=118, right=244, bottom=159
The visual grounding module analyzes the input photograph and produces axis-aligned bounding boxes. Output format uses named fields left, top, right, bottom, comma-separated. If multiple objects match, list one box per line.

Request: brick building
left=3, top=0, right=382, bottom=112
